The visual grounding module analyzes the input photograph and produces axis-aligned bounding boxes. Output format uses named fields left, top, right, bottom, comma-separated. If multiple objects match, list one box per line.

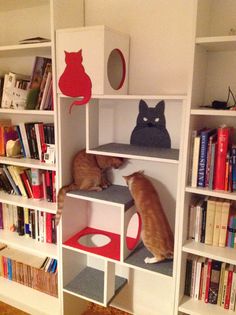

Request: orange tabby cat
left=56, top=149, right=124, bottom=225
left=123, top=171, right=174, bottom=263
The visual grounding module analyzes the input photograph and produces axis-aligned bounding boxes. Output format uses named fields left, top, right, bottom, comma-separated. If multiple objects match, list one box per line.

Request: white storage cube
left=56, top=25, right=129, bottom=95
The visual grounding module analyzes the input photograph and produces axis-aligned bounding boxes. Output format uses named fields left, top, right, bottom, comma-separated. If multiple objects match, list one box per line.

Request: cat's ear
left=156, top=100, right=165, bottom=114
left=138, top=170, right=144, bottom=174
left=64, top=50, right=68, bottom=56
left=139, top=100, right=148, bottom=112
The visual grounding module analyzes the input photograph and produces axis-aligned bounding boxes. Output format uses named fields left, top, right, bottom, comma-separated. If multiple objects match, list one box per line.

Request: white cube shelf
left=62, top=185, right=140, bottom=262
left=56, top=25, right=129, bottom=95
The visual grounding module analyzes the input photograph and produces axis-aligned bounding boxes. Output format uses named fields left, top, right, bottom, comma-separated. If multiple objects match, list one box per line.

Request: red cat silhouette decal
left=59, top=49, right=92, bottom=113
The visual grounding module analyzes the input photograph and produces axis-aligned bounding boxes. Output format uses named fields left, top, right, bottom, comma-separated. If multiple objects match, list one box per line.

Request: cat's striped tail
left=69, top=92, right=91, bottom=113
left=55, top=183, right=79, bottom=226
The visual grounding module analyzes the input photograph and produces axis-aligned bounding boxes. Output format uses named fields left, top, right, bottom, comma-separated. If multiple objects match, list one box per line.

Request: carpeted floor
left=0, top=302, right=29, bottom=315
left=0, top=301, right=131, bottom=315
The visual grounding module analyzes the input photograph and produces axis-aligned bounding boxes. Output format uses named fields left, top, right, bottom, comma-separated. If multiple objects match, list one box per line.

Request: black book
left=17, top=207, right=25, bottom=236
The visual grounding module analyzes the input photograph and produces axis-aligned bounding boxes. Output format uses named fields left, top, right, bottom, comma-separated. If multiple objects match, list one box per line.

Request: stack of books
left=185, top=255, right=236, bottom=311
left=190, top=126, right=235, bottom=191
left=0, top=203, right=57, bottom=244
left=0, top=246, right=57, bottom=297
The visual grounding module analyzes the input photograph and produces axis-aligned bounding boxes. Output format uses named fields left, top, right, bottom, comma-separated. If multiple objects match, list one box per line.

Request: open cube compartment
left=62, top=185, right=142, bottom=261
left=62, top=249, right=128, bottom=306
left=86, top=98, right=184, bottom=163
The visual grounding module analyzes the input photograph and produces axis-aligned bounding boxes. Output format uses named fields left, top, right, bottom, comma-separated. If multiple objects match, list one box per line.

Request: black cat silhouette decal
left=130, top=100, right=171, bottom=148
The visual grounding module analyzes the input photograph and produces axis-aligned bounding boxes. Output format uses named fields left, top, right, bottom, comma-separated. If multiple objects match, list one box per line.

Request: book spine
left=191, top=136, right=201, bottom=187
left=197, top=133, right=209, bottom=187
left=214, top=127, right=230, bottom=190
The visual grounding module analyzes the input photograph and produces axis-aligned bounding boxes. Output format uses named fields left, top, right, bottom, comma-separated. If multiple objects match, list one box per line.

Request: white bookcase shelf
left=0, top=229, right=58, bottom=259
left=185, top=186, right=236, bottom=201
left=179, top=295, right=229, bottom=315
left=0, top=156, right=56, bottom=171
left=182, top=240, right=236, bottom=265
left=0, top=108, right=54, bottom=116
left=196, top=35, right=236, bottom=51
left=0, top=191, right=56, bottom=213
left=0, top=277, right=59, bottom=315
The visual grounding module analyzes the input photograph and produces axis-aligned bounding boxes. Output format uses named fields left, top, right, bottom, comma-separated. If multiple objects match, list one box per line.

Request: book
left=194, top=257, right=205, bottom=300
left=217, top=262, right=226, bottom=305
left=229, top=271, right=236, bottom=310
left=184, top=257, right=193, bottom=296
left=191, top=135, right=201, bottom=187
left=205, top=133, right=217, bottom=187
left=214, top=126, right=231, bottom=190
left=224, top=264, right=234, bottom=309
left=31, top=168, right=43, bottom=199
left=197, top=128, right=216, bottom=187
left=204, top=258, right=212, bottom=303
left=219, top=200, right=231, bottom=247
left=18, top=123, right=31, bottom=158
left=26, top=56, right=52, bottom=110
left=208, top=260, right=221, bottom=304
left=205, top=197, right=216, bottom=245
left=212, top=199, right=223, bottom=246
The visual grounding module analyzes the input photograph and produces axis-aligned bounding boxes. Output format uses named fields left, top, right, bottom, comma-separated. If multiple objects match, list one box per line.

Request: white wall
left=84, top=0, right=195, bottom=95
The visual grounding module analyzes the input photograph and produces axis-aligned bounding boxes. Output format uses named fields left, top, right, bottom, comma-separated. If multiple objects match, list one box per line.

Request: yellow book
left=11, top=166, right=27, bottom=197
left=205, top=197, right=216, bottom=245
left=219, top=199, right=231, bottom=247
left=212, top=199, right=223, bottom=246
left=217, top=262, right=226, bottom=305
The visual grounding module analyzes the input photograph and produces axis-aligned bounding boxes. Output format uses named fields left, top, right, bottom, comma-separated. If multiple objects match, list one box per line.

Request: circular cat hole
left=78, top=233, right=111, bottom=248
left=107, top=48, right=126, bottom=90
left=126, top=212, right=142, bottom=250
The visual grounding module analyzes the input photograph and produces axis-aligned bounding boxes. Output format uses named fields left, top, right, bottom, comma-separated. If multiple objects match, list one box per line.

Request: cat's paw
left=144, top=257, right=158, bottom=264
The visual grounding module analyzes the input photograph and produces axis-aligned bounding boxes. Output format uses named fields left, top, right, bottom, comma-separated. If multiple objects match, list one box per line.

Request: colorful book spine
left=214, top=127, right=230, bottom=190
left=197, top=129, right=216, bottom=187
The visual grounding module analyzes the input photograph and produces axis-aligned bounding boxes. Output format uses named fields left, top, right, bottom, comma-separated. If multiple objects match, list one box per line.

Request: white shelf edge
left=185, top=186, right=236, bottom=200
left=0, top=277, right=59, bottom=315
left=0, top=191, right=57, bottom=213
left=182, top=240, right=236, bottom=265
left=0, top=156, right=56, bottom=171
left=0, top=42, right=52, bottom=52
left=179, top=295, right=230, bottom=315
left=66, top=192, right=126, bottom=207
left=87, top=149, right=179, bottom=165
left=191, top=108, right=236, bottom=116
left=196, top=35, right=236, bottom=44
left=58, top=93, right=187, bottom=100
left=0, top=108, right=54, bottom=115
left=0, top=230, right=58, bottom=259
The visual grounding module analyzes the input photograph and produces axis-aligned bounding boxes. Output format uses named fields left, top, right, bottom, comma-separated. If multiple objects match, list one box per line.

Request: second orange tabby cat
left=123, top=171, right=174, bottom=263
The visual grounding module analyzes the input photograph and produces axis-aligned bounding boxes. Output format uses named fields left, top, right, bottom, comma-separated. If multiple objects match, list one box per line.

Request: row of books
left=190, top=126, right=235, bottom=192
left=0, top=245, right=57, bottom=297
left=0, top=119, right=55, bottom=162
left=188, top=197, right=231, bottom=247
left=0, top=204, right=57, bottom=244
left=185, top=255, right=236, bottom=311
left=0, top=165, right=56, bottom=202
left=0, top=56, right=53, bottom=111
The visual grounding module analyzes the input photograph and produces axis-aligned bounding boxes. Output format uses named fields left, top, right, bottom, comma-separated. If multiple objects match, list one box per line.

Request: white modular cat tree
left=56, top=21, right=186, bottom=315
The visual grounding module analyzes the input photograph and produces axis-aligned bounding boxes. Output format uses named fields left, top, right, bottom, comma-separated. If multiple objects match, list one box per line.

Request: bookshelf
left=177, top=0, right=236, bottom=314
left=0, top=1, right=84, bottom=314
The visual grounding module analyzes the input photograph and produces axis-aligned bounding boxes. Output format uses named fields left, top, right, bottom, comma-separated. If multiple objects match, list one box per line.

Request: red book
left=31, top=168, right=43, bottom=199
left=46, top=213, right=52, bottom=243
left=214, top=127, right=230, bottom=190
left=204, top=258, right=212, bottom=303
left=20, top=171, right=33, bottom=198
left=224, top=265, right=234, bottom=309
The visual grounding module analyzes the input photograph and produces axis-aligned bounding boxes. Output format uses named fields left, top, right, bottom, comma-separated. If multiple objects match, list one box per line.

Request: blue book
left=197, top=128, right=217, bottom=187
